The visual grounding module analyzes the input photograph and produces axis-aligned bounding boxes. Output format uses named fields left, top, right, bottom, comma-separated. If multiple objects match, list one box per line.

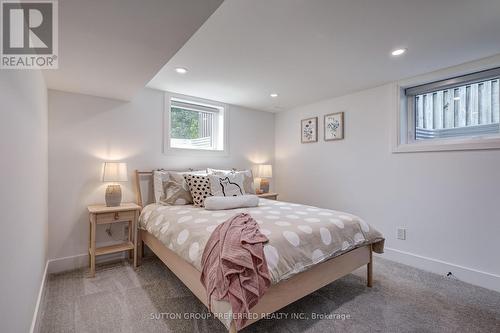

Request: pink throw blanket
left=200, top=213, right=271, bottom=330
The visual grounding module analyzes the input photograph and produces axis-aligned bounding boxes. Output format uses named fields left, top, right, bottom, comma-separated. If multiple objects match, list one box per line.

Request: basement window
left=165, top=95, right=227, bottom=154
left=396, top=67, right=500, bottom=152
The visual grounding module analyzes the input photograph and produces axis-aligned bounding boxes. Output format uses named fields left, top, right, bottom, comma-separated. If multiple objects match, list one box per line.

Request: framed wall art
left=324, top=112, right=344, bottom=141
left=301, top=117, right=318, bottom=143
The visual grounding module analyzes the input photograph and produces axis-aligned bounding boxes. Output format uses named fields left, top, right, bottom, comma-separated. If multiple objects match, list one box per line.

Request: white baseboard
left=31, top=245, right=499, bottom=332
left=30, top=260, right=48, bottom=333
left=379, top=247, right=500, bottom=292
left=47, top=252, right=127, bottom=274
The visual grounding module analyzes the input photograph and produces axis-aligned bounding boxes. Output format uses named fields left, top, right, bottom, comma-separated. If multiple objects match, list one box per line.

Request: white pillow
left=207, top=168, right=256, bottom=194
left=208, top=173, right=245, bottom=197
left=207, top=167, right=233, bottom=174
left=204, top=195, right=259, bottom=210
left=153, top=170, right=169, bottom=203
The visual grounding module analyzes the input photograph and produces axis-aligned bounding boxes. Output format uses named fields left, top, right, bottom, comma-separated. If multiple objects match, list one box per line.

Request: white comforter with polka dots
left=139, top=199, right=384, bottom=284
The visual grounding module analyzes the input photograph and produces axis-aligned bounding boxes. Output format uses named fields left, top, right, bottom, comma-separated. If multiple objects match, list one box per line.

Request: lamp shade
left=102, top=162, right=128, bottom=182
left=255, top=164, right=272, bottom=178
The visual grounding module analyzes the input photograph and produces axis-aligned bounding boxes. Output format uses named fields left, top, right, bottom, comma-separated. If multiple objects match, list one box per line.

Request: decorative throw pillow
left=207, top=168, right=256, bottom=194
left=184, top=174, right=212, bottom=207
left=238, top=170, right=256, bottom=195
left=161, top=172, right=193, bottom=205
left=153, top=169, right=207, bottom=205
left=208, top=173, right=245, bottom=197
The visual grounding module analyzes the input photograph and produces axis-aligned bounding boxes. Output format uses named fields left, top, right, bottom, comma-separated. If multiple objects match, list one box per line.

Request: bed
left=134, top=170, right=384, bottom=332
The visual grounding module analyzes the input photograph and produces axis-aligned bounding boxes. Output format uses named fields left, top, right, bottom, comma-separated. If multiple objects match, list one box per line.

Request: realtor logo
left=1, top=0, right=58, bottom=69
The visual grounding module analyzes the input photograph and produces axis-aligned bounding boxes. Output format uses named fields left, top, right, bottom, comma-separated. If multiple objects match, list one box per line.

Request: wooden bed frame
left=134, top=170, right=373, bottom=333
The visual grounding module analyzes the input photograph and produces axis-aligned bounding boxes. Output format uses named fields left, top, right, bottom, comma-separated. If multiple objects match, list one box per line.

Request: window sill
left=164, top=146, right=229, bottom=157
left=393, top=136, right=500, bottom=153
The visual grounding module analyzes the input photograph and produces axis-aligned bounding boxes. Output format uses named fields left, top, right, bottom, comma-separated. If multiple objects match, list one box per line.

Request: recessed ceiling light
left=270, top=93, right=278, bottom=98
left=391, top=48, right=407, bottom=56
left=175, top=67, right=188, bottom=74
left=453, top=97, right=461, bottom=101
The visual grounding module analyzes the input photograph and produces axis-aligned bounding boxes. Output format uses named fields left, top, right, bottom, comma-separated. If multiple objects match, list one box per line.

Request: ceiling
left=148, top=0, right=500, bottom=112
left=44, top=0, right=223, bottom=101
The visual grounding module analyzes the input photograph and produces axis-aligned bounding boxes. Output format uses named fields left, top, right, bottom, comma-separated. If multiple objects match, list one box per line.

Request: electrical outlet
left=397, top=227, right=406, bottom=240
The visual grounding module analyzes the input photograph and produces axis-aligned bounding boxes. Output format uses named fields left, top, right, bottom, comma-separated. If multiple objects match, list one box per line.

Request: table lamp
left=102, top=162, right=128, bottom=207
left=255, top=164, right=272, bottom=194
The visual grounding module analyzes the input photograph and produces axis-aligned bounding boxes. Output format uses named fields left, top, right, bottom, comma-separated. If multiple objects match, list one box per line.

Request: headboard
left=134, top=170, right=155, bottom=208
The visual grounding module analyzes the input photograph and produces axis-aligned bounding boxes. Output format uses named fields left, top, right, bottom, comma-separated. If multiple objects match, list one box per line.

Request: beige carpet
left=39, top=256, right=500, bottom=333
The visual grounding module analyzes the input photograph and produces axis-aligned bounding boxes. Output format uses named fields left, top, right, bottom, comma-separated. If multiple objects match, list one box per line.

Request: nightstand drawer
left=96, top=210, right=135, bottom=224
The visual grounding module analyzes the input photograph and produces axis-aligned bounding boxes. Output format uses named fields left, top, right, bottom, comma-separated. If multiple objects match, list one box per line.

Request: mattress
left=139, top=198, right=384, bottom=284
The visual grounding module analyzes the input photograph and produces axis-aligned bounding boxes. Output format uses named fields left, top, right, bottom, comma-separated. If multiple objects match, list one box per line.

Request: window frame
left=164, top=92, right=229, bottom=156
left=393, top=66, right=500, bottom=153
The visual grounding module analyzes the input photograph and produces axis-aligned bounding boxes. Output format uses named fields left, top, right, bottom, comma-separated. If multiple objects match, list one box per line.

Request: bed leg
left=229, top=321, right=237, bottom=333
left=137, top=230, right=143, bottom=266
left=367, top=245, right=373, bottom=287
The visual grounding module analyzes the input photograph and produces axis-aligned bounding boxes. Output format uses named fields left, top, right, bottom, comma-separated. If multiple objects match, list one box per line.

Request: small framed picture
left=301, top=117, right=318, bottom=143
left=324, top=112, right=344, bottom=141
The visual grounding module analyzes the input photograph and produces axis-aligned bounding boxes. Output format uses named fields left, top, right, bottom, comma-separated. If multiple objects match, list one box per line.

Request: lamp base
left=105, top=184, right=122, bottom=207
left=259, top=178, right=270, bottom=194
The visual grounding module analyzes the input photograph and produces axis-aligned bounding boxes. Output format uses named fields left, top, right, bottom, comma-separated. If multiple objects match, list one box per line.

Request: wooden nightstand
left=87, top=203, right=141, bottom=277
left=257, top=192, right=279, bottom=200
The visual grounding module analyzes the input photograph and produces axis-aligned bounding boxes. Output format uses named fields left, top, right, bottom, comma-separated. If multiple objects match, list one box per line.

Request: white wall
left=0, top=71, right=48, bottom=332
left=275, top=76, right=500, bottom=290
left=48, top=88, right=274, bottom=267
left=47, top=59, right=500, bottom=291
